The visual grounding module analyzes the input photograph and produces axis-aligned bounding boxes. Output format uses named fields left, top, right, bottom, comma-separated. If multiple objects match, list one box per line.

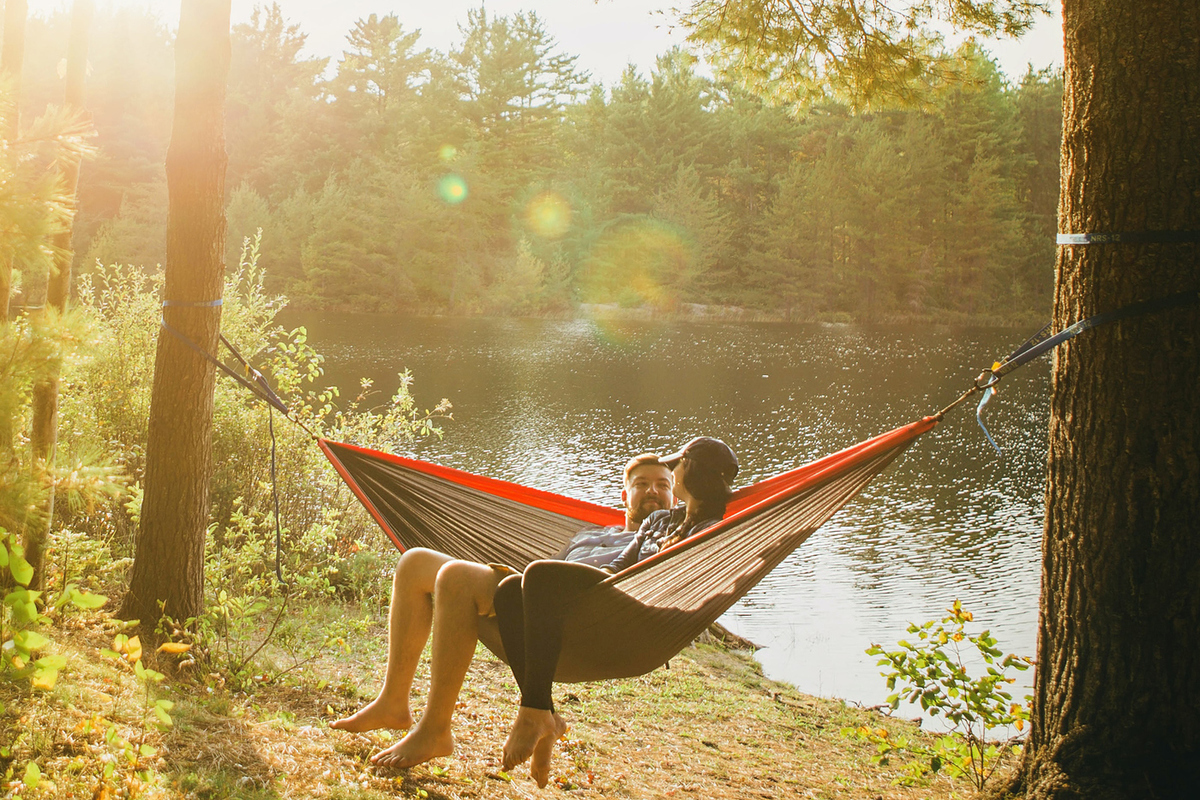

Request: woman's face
left=671, top=461, right=691, bottom=502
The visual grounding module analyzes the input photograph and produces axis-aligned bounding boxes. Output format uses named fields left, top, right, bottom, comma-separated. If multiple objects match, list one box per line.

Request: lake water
left=283, top=312, right=1049, bottom=717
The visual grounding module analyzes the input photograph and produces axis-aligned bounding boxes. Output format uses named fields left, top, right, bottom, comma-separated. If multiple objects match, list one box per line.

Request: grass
left=1, top=602, right=996, bottom=799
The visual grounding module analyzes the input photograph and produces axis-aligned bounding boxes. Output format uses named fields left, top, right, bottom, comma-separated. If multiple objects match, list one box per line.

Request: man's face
left=622, top=464, right=675, bottom=530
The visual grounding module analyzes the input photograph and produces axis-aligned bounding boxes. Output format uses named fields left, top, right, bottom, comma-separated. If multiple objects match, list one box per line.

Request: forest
left=11, top=3, right=1062, bottom=323
left=2, top=1, right=1197, bottom=797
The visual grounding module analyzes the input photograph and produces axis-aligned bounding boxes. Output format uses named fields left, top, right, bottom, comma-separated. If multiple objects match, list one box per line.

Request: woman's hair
left=678, top=456, right=734, bottom=521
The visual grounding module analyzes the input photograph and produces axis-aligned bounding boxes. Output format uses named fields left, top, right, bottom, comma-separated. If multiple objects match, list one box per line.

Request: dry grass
left=0, top=608, right=990, bottom=800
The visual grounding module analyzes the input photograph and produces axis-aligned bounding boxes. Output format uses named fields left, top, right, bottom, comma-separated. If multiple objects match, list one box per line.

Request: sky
left=28, top=1, right=1064, bottom=87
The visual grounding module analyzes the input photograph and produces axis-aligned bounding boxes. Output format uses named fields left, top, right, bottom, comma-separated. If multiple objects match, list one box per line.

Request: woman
left=493, top=436, right=738, bottom=786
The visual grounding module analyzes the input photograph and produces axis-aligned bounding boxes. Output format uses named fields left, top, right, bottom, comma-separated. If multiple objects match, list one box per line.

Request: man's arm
left=600, top=529, right=645, bottom=574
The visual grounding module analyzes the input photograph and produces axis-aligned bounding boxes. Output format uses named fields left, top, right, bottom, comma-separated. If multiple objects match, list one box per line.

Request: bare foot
left=529, top=713, right=569, bottom=788
left=502, top=706, right=560, bottom=773
left=370, top=722, right=454, bottom=769
left=330, top=697, right=413, bottom=733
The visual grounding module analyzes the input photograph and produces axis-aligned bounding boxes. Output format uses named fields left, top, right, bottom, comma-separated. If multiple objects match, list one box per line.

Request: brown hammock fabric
left=319, top=415, right=939, bottom=682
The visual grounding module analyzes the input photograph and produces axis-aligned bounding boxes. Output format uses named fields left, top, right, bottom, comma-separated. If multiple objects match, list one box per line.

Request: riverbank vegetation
left=12, top=3, right=1060, bottom=324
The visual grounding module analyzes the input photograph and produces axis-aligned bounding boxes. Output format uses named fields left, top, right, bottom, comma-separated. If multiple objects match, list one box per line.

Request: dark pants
left=493, top=560, right=610, bottom=711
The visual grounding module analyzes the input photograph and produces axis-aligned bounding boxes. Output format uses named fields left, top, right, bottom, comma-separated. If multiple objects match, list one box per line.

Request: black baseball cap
left=660, top=437, right=738, bottom=482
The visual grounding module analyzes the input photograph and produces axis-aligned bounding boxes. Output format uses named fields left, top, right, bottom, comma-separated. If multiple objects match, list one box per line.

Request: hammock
left=319, top=415, right=938, bottom=682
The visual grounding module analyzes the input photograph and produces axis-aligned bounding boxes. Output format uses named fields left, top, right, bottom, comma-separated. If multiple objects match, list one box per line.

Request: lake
left=282, top=312, right=1049, bottom=717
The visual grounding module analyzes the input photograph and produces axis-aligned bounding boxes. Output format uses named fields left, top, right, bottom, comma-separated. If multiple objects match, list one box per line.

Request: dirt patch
left=1, top=611, right=991, bottom=799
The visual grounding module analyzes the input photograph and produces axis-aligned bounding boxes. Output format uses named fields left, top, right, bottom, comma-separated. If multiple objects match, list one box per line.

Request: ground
left=1, top=608, right=1002, bottom=799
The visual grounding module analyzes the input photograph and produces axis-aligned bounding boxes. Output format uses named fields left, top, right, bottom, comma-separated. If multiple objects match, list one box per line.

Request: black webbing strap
left=970, top=289, right=1200, bottom=453
left=159, top=313, right=290, bottom=415
left=985, top=290, right=1199, bottom=383
left=160, top=300, right=292, bottom=585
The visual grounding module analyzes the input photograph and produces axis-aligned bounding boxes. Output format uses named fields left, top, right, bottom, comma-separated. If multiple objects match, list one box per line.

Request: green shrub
left=62, top=234, right=450, bottom=685
left=846, top=600, right=1032, bottom=790
left=1, top=527, right=107, bottom=694
left=70, top=236, right=448, bottom=572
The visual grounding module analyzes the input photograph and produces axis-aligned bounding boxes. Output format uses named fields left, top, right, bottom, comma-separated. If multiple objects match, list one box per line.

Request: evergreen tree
left=226, top=3, right=327, bottom=193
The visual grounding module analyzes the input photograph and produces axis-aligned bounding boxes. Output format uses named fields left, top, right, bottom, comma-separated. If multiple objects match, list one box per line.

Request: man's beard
left=631, top=498, right=668, bottom=526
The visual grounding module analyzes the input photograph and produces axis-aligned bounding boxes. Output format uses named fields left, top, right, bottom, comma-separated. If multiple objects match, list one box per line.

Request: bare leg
left=332, top=548, right=453, bottom=733
left=372, top=559, right=501, bottom=767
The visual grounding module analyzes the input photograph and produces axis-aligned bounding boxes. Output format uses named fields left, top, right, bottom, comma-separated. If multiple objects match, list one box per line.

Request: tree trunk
left=119, top=0, right=231, bottom=630
left=1016, top=1, right=1200, bottom=797
left=26, top=0, right=93, bottom=592
left=0, top=0, right=27, bottom=459
left=0, top=0, right=27, bottom=322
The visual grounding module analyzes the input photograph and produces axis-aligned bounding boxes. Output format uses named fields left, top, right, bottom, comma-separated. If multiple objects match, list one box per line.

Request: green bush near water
left=845, top=600, right=1033, bottom=791
left=64, top=235, right=447, bottom=589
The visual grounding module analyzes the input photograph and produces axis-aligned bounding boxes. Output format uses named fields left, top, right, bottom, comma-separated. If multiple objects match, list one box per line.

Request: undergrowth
left=2, top=238, right=449, bottom=797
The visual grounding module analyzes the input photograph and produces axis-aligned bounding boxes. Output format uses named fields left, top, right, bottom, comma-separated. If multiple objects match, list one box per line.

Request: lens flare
left=525, top=192, right=571, bottom=239
left=438, top=144, right=457, bottom=162
left=579, top=218, right=691, bottom=310
left=437, top=174, right=468, bottom=204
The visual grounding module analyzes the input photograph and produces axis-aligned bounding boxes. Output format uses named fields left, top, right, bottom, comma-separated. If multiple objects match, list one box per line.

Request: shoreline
left=273, top=300, right=1046, bottom=330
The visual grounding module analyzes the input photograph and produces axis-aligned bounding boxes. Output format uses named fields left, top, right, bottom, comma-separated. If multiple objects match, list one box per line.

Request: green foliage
left=153, top=498, right=367, bottom=691
left=72, top=234, right=449, bottom=554
left=681, top=0, right=1051, bottom=109
left=1, top=528, right=107, bottom=691
left=63, top=236, right=449, bottom=690
left=849, top=600, right=1032, bottom=790
left=89, top=624, right=175, bottom=794
left=20, top=4, right=1060, bottom=325
left=0, top=310, right=125, bottom=596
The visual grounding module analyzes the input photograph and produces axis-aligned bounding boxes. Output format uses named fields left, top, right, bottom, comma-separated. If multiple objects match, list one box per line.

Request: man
left=330, top=453, right=676, bottom=770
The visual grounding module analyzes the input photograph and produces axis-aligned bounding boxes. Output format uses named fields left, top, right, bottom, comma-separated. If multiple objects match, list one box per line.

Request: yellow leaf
left=31, top=668, right=59, bottom=691
left=875, top=728, right=888, bottom=739
left=1015, top=718, right=1024, bottom=731
left=125, top=636, right=142, bottom=662
left=157, top=642, right=192, bottom=654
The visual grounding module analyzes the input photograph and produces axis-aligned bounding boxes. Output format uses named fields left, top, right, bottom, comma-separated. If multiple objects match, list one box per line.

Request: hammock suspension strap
left=969, top=289, right=1199, bottom=453
left=160, top=300, right=300, bottom=585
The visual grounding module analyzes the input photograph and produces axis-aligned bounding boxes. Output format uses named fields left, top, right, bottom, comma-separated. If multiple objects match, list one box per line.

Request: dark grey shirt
left=555, top=525, right=637, bottom=567
left=602, top=506, right=722, bottom=573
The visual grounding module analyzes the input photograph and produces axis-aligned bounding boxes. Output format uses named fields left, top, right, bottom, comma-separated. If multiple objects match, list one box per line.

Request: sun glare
left=437, top=174, right=468, bottom=204
left=580, top=218, right=690, bottom=308
left=524, top=192, right=571, bottom=239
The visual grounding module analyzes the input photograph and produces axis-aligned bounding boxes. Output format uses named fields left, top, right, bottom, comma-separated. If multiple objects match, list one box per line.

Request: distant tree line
left=11, top=3, right=1061, bottom=323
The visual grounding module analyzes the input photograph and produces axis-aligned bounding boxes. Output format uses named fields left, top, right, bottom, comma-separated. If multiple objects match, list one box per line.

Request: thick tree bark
left=119, top=0, right=231, bottom=629
left=26, top=0, right=93, bottom=592
left=0, top=0, right=27, bottom=322
left=1016, top=2, right=1200, bottom=798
